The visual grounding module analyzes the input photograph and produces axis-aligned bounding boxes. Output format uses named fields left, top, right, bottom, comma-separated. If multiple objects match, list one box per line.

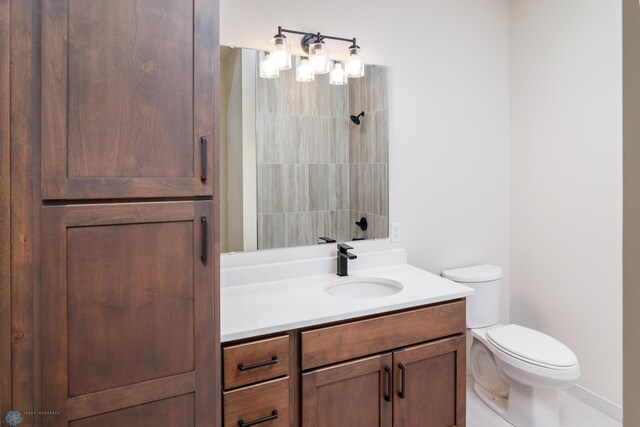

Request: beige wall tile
left=309, top=164, right=348, bottom=211
left=284, top=212, right=313, bottom=247
left=257, top=113, right=285, bottom=164
left=258, top=213, right=285, bottom=249
left=283, top=164, right=309, bottom=213
left=258, top=164, right=285, bottom=214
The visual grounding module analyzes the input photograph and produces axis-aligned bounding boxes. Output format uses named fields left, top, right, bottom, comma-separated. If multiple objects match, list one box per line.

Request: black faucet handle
left=319, top=236, right=336, bottom=244
left=337, top=243, right=354, bottom=253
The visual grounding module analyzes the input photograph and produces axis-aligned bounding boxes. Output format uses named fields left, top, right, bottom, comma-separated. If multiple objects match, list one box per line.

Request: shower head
left=350, top=111, right=365, bottom=125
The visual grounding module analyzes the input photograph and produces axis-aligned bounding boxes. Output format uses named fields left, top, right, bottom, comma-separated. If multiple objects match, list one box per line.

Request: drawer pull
left=201, top=136, right=207, bottom=181
left=200, top=216, right=208, bottom=262
left=398, top=363, right=406, bottom=399
left=238, top=356, right=278, bottom=371
left=384, top=366, right=392, bottom=402
left=238, top=410, right=278, bottom=427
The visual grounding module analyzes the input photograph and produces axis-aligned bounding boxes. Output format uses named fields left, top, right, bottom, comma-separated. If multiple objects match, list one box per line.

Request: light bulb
left=346, top=45, right=365, bottom=78
left=296, top=56, right=315, bottom=82
left=259, top=51, right=279, bottom=79
left=270, top=34, right=291, bottom=70
left=309, top=41, right=328, bottom=74
left=329, top=61, right=347, bottom=85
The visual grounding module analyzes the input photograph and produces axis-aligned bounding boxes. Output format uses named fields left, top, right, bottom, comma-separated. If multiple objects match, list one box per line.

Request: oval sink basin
left=324, top=277, right=403, bottom=299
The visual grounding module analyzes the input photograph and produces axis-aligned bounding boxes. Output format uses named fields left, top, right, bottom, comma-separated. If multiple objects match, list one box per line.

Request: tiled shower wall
left=256, top=64, right=389, bottom=249
left=349, top=66, right=389, bottom=240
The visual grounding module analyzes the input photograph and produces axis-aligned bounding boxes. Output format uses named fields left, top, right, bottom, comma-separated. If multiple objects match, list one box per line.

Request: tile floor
left=466, top=380, right=621, bottom=427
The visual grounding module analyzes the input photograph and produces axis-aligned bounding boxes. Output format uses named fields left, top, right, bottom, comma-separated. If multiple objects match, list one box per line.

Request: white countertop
left=221, top=263, right=474, bottom=342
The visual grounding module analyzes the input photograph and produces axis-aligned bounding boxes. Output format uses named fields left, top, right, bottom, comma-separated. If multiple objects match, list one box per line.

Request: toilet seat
left=486, top=324, right=578, bottom=370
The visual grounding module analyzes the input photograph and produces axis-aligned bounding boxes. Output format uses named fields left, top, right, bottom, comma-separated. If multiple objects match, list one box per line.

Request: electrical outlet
left=391, top=223, right=401, bottom=243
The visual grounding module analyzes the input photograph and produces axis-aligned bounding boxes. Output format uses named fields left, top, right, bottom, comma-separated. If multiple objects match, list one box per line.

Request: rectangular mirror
left=220, top=46, right=389, bottom=253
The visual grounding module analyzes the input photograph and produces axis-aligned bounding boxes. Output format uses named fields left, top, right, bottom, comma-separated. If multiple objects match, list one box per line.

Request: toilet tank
left=442, top=264, right=503, bottom=329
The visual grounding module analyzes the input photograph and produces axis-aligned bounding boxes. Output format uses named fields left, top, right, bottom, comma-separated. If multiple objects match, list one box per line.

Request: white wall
left=220, top=0, right=511, bottom=322
left=510, top=0, right=623, bottom=414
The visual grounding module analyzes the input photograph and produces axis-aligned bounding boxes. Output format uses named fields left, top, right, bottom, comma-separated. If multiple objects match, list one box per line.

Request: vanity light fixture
left=261, top=26, right=364, bottom=85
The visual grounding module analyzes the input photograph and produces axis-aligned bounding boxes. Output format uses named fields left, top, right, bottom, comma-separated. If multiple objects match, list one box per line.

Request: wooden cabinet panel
left=67, top=221, right=195, bottom=396
left=301, top=300, right=465, bottom=370
left=223, top=335, right=290, bottom=390
left=42, top=201, right=214, bottom=426
left=224, top=377, right=290, bottom=427
left=70, top=393, right=195, bottom=427
left=393, top=336, right=466, bottom=427
left=41, top=0, right=216, bottom=199
left=302, top=354, right=392, bottom=427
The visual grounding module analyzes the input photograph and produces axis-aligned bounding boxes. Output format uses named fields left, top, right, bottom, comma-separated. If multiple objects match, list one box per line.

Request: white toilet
left=442, top=265, right=580, bottom=427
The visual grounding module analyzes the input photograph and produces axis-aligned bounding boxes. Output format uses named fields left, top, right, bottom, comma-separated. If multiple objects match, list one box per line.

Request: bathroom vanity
left=220, top=257, right=473, bottom=427
left=218, top=45, right=472, bottom=426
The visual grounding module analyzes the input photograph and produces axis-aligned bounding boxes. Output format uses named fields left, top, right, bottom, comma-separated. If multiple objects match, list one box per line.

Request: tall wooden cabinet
left=2, top=0, right=220, bottom=426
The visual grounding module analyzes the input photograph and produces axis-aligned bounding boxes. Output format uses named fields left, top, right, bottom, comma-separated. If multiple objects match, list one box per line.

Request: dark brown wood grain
left=288, top=331, right=301, bottom=427
left=393, top=336, right=466, bottom=427
left=10, top=0, right=41, bottom=419
left=42, top=201, right=214, bottom=425
left=66, top=0, right=193, bottom=180
left=211, top=0, right=222, bottom=418
left=194, top=200, right=217, bottom=427
left=223, top=377, right=290, bottom=427
left=70, top=393, right=196, bottom=427
left=301, top=300, right=466, bottom=370
left=301, top=353, right=393, bottom=427
left=223, top=335, right=290, bottom=390
left=41, top=0, right=214, bottom=200
left=68, top=372, right=195, bottom=421
left=66, top=221, right=195, bottom=396
left=0, top=0, right=11, bottom=419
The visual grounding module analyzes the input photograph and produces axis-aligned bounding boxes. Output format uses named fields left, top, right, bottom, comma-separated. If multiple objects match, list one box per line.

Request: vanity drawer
left=301, top=299, right=465, bottom=370
left=223, top=377, right=290, bottom=427
left=223, top=335, right=290, bottom=389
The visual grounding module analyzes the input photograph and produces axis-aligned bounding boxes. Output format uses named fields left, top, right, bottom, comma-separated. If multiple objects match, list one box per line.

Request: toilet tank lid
left=441, top=264, right=503, bottom=282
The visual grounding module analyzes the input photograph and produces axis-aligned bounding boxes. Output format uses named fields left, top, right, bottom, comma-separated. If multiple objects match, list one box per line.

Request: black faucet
left=336, top=243, right=357, bottom=276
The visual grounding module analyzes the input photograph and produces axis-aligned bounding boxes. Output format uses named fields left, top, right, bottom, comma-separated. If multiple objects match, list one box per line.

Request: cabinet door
left=42, top=201, right=215, bottom=426
left=41, top=0, right=216, bottom=199
left=393, top=336, right=466, bottom=427
left=302, top=354, right=392, bottom=427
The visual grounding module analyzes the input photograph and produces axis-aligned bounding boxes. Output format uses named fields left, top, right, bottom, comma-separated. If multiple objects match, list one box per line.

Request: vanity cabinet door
left=41, top=0, right=216, bottom=200
left=393, top=336, right=466, bottom=427
left=301, top=353, right=392, bottom=427
left=41, top=201, right=215, bottom=426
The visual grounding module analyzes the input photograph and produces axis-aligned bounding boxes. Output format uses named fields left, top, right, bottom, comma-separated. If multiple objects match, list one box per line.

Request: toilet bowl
left=442, top=265, right=580, bottom=427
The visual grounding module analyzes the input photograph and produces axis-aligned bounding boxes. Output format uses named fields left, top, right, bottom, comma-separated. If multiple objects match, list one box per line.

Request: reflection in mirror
left=220, top=46, right=389, bottom=253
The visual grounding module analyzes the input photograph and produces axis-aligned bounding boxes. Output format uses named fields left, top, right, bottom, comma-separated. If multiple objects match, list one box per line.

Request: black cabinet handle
left=398, top=363, right=406, bottom=399
left=238, top=410, right=278, bottom=427
left=200, top=136, right=207, bottom=181
left=238, top=356, right=278, bottom=371
left=200, top=216, right=207, bottom=262
left=384, top=366, right=392, bottom=402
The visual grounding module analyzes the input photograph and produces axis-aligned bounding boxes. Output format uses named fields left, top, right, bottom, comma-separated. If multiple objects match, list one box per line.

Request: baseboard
left=565, top=384, right=623, bottom=422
